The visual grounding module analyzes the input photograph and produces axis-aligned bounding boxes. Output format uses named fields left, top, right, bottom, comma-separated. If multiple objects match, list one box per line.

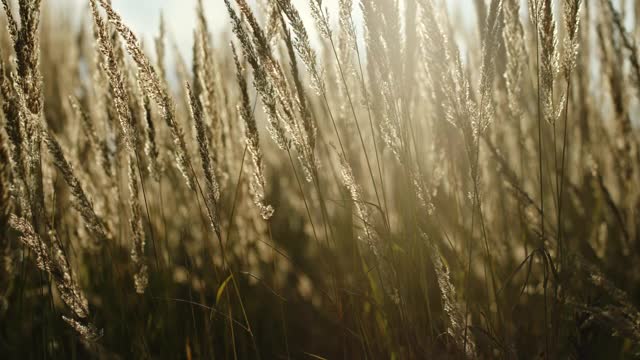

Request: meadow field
left=1, top=0, right=640, bottom=358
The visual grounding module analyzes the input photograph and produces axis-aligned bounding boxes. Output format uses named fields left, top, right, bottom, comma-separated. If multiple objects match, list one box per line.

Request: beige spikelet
left=503, top=0, right=526, bottom=121
left=186, top=83, right=222, bottom=237
left=9, top=215, right=89, bottom=319
left=62, top=316, right=103, bottom=342
left=69, top=96, right=112, bottom=178
left=94, top=0, right=194, bottom=190
left=42, top=129, right=110, bottom=245
left=277, top=0, right=325, bottom=96
left=232, top=45, right=274, bottom=220
left=562, top=0, right=582, bottom=77
left=422, top=231, right=477, bottom=358
left=225, top=0, right=291, bottom=151
left=0, top=130, right=11, bottom=232
left=127, top=157, right=148, bottom=294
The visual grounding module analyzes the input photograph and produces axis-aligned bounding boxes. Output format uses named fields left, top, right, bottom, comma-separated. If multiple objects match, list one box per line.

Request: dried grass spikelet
left=309, top=0, right=331, bottom=39
left=130, top=70, right=161, bottom=182
left=232, top=45, right=274, bottom=220
left=537, top=0, right=560, bottom=126
left=89, top=0, right=136, bottom=153
left=193, top=0, right=220, bottom=144
left=423, top=0, right=487, bottom=145
left=15, top=74, right=43, bottom=169
left=475, top=0, right=502, bottom=137
left=0, top=130, right=11, bottom=307
left=0, top=130, right=12, bottom=231
left=231, top=0, right=316, bottom=181
left=277, top=0, right=325, bottom=96
left=338, top=0, right=356, bottom=50
left=416, top=0, right=459, bottom=124
left=1, top=0, right=46, bottom=219
left=42, top=129, right=110, bottom=245
left=422, top=231, right=477, bottom=358
left=68, top=96, right=112, bottom=178
left=338, top=153, right=403, bottom=303
left=194, top=0, right=220, bottom=131
left=363, top=0, right=422, bottom=161
left=225, top=1, right=291, bottom=151
left=9, top=215, right=89, bottom=319
left=62, top=316, right=103, bottom=342
left=191, top=22, right=230, bottom=192
left=0, top=58, right=27, bottom=187
left=191, top=30, right=205, bottom=121
left=412, top=173, right=435, bottom=216
left=264, top=0, right=282, bottom=46
left=503, top=0, right=527, bottom=121
left=186, top=82, right=222, bottom=236
left=2, top=0, right=45, bottom=222
left=334, top=4, right=357, bottom=82
left=127, top=156, right=148, bottom=294
left=231, top=1, right=294, bottom=116
left=93, top=0, right=194, bottom=190
left=280, top=14, right=317, bottom=182
left=562, top=0, right=582, bottom=77
left=338, top=154, right=380, bottom=257
left=141, top=92, right=161, bottom=182
left=1, top=0, right=43, bottom=116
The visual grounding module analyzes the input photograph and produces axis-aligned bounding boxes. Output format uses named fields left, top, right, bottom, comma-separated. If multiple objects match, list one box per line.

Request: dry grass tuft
left=2, top=0, right=640, bottom=358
